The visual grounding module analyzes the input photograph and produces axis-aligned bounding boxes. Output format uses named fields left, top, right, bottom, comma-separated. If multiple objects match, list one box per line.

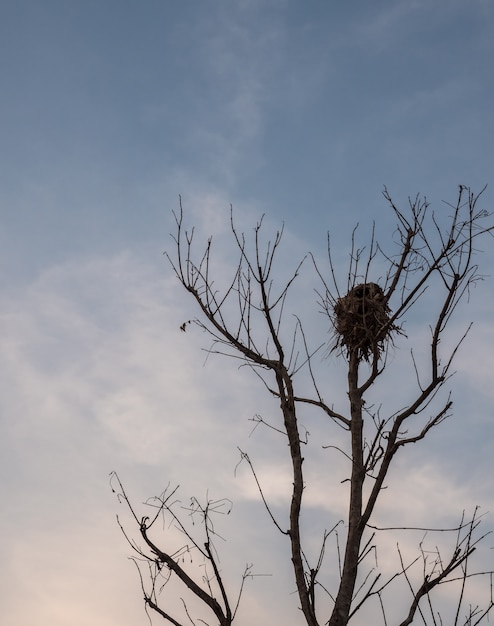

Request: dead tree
left=115, top=186, right=493, bottom=625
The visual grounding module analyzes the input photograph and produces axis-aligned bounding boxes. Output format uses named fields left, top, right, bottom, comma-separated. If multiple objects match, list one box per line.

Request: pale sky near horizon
left=1, top=2, right=494, bottom=625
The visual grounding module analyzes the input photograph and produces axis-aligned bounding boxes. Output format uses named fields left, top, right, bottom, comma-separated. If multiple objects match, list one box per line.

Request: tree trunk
left=278, top=369, right=319, bottom=626
left=328, top=350, right=365, bottom=626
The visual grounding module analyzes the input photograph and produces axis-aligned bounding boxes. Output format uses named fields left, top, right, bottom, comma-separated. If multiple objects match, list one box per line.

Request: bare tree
left=113, top=185, right=494, bottom=625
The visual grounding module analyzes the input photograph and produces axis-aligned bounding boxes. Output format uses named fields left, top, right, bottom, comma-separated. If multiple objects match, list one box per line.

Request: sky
left=1, top=1, right=493, bottom=625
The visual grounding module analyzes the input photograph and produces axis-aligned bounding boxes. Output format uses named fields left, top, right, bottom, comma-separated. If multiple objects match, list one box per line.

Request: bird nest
left=333, top=282, right=394, bottom=360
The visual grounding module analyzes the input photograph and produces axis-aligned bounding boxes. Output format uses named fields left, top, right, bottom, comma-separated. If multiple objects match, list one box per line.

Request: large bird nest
left=333, top=282, right=395, bottom=360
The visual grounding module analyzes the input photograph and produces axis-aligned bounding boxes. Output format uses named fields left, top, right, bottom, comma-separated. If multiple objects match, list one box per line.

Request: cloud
left=0, top=250, right=260, bottom=625
left=1, top=202, right=492, bottom=625
left=153, top=4, right=288, bottom=191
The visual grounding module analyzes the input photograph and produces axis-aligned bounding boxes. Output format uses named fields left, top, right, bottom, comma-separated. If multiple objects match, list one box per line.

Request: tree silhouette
left=113, top=185, right=493, bottom=626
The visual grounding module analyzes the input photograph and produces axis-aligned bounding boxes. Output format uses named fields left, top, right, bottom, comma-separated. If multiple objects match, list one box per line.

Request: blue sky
left=1, top=1, right=493, bottom=625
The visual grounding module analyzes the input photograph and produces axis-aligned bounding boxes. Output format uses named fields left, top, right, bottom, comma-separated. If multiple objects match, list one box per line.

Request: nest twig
left=333, top=283, right=395, bottom=360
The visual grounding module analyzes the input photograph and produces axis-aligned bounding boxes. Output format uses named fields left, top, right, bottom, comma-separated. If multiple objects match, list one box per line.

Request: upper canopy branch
left=165, top=200, right=306, bottom=373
